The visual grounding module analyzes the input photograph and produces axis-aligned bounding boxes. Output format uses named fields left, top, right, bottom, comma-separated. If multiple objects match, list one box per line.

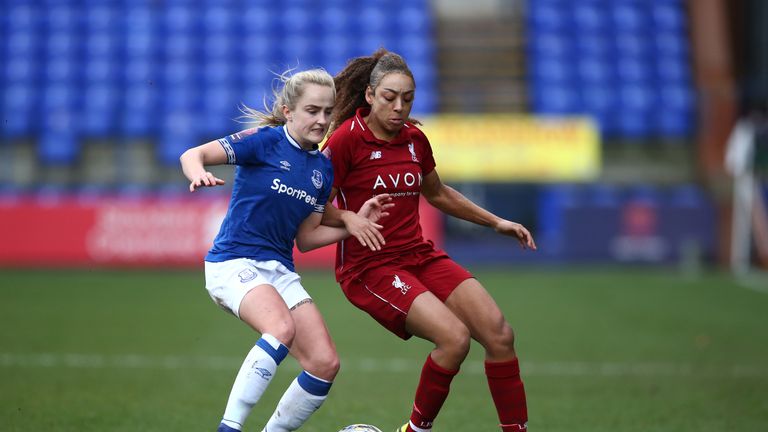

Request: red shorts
left=340, top=249, right=473, bottom=340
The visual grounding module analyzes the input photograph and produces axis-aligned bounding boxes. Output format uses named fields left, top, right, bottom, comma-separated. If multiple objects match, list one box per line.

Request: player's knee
left=268, top=320, right=296, bottom=348
left=438, top=322, right=471, bottom=361
left=486, top=323, right=517, bottom=357
left=305, top=350, right=340, bottom=381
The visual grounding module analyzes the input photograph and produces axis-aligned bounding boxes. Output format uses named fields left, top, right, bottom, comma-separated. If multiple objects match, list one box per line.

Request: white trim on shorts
left=204, top=258, right=310, bottom=318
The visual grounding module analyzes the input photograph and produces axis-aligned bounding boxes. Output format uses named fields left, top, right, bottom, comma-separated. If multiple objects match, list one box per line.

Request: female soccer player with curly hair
left=321, top=50, right=536, bottom=432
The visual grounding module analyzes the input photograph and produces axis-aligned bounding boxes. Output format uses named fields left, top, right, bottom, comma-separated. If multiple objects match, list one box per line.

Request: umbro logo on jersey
left=370, top=150, right=382, bottom=160
left=280, top=160, right=291, bottom=171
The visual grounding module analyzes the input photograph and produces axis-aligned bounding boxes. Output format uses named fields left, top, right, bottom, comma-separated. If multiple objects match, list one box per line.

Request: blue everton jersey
left=205, top=126, right=333, bottom=271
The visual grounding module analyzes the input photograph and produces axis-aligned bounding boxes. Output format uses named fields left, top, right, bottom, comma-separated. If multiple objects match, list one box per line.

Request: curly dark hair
left=330, top=48, right=417, bottom=133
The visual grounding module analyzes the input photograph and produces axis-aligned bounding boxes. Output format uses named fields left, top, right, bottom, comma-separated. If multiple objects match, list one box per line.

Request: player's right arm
left=180, top=140, right=228, bottom=192
left=322, top=188, right=389, bottom=250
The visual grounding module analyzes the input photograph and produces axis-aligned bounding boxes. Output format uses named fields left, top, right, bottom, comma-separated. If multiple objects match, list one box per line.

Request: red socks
left=408, top=354, right=458, bottom=431
left=485, top=357, right=528, bottom=431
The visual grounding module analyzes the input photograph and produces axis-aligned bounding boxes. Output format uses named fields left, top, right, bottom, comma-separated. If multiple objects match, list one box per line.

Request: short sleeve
left=313, top=164, right=334, bottom=213
left=322, top=128, right=352, bottom=189
left=217, top=127, right=271, bottom=165
left=415, top=129, right=436, bottom=176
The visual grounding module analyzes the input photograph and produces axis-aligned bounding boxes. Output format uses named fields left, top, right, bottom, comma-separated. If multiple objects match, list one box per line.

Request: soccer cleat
left=394, top=423, right=408, bottom=432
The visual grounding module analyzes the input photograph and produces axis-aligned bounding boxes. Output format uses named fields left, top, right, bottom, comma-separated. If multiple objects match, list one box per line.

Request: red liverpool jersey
left=323, top=108, right=437, bottom=281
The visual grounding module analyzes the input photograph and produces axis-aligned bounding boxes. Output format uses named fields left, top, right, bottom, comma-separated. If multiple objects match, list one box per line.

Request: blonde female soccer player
left=181, top=68, right=392, bottom=432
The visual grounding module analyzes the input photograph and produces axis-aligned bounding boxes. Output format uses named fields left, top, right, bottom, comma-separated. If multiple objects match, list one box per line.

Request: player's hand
left=494, top=219, right=537, bottom=250
left=189, top=172, right=226, bottom=192
left=358, top=194, right=394, bottom=222
left=344, top=194, right=394, bottom=251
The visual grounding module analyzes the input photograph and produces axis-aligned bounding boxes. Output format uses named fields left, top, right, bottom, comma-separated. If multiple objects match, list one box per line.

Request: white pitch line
left=1, top=353, right=767, bottom=378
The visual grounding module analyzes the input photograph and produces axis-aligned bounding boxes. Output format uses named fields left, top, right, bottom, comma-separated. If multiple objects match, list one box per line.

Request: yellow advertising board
left=419, top=114, right=601, bottom=182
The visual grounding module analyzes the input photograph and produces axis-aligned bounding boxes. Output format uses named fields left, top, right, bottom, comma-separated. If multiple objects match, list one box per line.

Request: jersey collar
left=283, top=125, right=319, bottom=154
left=353, top=107, right=410, bottom=146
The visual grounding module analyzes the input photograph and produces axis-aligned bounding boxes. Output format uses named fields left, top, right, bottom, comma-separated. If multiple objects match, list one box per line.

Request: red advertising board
left=0, top=196, right=442, bottom=269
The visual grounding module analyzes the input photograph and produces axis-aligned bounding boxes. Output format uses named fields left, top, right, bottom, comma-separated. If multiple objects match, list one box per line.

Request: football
left=338, top=425, right=384, bottom=432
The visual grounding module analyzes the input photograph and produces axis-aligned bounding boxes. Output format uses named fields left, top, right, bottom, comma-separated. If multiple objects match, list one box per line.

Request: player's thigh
left=289, top=301, right=339, bottom=380
left=444, top=278, right=512, bottom=347
left=238, top=284, right=294, bottom=344
left=406, top=290, right=469, bottom=347
left=341, top=266, right=430, bottom=340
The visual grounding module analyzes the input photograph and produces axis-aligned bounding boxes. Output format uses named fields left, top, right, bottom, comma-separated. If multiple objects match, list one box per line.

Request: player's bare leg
left=446, top=279, right=528, bottom=431
left=262, top=299, right=338, bottom=431
left=397, top=292, right=470, bottom=432
left=218, top=284, right=294, bottom=432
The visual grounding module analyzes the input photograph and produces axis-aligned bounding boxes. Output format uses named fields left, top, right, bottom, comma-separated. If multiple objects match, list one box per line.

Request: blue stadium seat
left=653, top=31, right=689, bottom=58
left=124, top=5, right=155, bottom=34
left=650, top=3, right=686, bottom=31
left=320, top=34, right=354, bottom=74
left=530, top=57, right=572, bottom=85
left=581, top=84, right=618, bottom=135
left=529, top=33, right=571, bottom=59
left=2, top=84, right=36, bottom=137
left=42, top=83, right=80, bottom=112
left=164, top=33, right=198, bottom=60
left=164, top=5, right=198, bottom=33
left=656, top=57, right=690, bottom=83
left=84, top=57, right=121, bottom=84
left=202, top=5, right=235, bottom=33
left=399, top=6, right=432, bottom=35
left=158, top=111, right=197, bottom=166
left=655, top=84, right=695, bottom=136
left=121, top=84, right=158, bottom=137
left=281, top=6, right=317, bottom=36
left=203, top=33, right=236, bottom=61
left=163, top=59, right=197, bottom=87
left=532, top=84, right=580, bottom=115
left=611, top=2, right=647, bottom=33
left=574, top=34, right=612, bottom=58
left=357, top=6, right=391, bottom=39
left=82, top=85, right=120, bottom=136
left=39, top=113, right=80, bottom=165
left=573, top=1, right=609, bottom=34
left=241, top=5, right=278, bottom=35
left=321, top=7, right=351, bottom=36
left=396, top=35, right=434, bottom=63
left=528, top=1, right=571, bottom=33
left=614, top=33, right=650, bottom=60
left=280, top=34, right=321, bottom=68
left=577, top=57, right=615, bottom=85
left=4, top=55, right=39, bottom=84
left=45, top=57, right=80, bottom=83
left=616, top=57, right=652, bottom=83
left=163, top=85, right=199, bottom=112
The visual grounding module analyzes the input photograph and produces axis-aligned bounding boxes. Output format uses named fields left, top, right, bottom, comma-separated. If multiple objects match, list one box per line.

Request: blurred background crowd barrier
left=1, top=0, right=766, bottom=272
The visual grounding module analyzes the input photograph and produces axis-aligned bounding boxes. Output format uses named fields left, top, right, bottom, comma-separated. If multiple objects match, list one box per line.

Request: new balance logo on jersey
left=370, top=150, right=382, bottom=160
left=373, top=171, right=423, bottom=190
left=392, top=275, right=411, bottom=294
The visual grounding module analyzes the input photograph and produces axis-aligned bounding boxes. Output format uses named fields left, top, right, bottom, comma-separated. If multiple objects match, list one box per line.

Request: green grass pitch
left=1, top=267, right=767, bottom=431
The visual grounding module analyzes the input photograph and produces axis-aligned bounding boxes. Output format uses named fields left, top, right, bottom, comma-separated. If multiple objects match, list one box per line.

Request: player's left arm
left=296, top=195, right=394, bottom=252
left=421, top=169, right=537, bottom=250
